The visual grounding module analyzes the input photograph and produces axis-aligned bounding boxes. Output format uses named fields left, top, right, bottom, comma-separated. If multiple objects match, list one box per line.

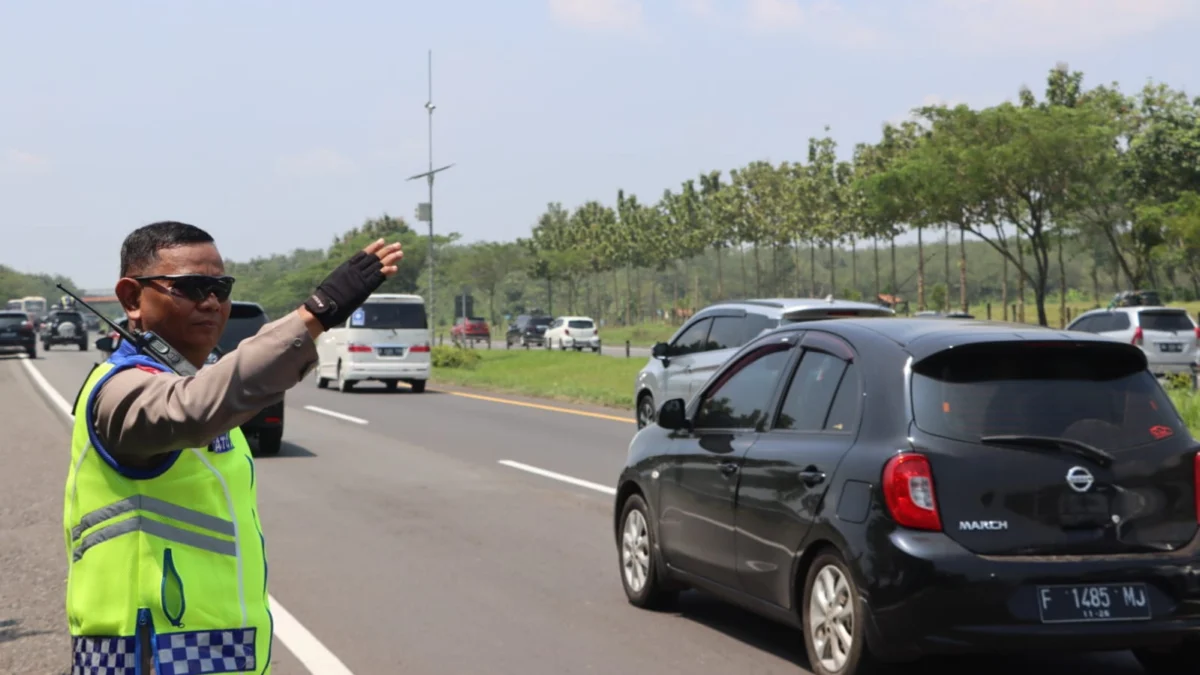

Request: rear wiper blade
left=978, top=435, right=1115, bottom=468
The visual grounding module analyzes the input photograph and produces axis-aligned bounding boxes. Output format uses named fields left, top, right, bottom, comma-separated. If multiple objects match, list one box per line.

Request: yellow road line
left=397, top=381, right=635, bottom=424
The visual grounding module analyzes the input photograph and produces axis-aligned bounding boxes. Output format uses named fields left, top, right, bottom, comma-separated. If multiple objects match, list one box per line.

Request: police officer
left=64, top=221, right=403, bottom=675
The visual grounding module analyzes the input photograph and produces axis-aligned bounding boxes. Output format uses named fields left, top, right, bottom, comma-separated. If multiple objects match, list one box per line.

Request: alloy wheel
left=808, top=564, right=855, bottom=673
left=621, top=508, right=650, bottom=594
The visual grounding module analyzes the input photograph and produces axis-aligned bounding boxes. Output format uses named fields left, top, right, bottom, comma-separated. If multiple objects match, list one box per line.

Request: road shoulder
left=0, top=356, right=71, bottom=675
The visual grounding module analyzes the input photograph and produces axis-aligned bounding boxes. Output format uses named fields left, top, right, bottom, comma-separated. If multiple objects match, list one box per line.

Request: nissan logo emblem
left=1066, top=466, right=1094, bottom=493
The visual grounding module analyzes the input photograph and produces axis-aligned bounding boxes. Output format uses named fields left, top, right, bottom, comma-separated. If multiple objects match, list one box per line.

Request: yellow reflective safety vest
left=64, top=342, right=273, bottom=675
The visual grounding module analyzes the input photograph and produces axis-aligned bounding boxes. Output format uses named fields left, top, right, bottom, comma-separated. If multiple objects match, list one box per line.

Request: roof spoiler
left=782, top=305, right=895, bottom=322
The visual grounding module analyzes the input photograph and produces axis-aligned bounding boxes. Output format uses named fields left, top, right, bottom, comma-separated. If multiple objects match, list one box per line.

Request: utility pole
left=407, top=49, right=454, bottom=343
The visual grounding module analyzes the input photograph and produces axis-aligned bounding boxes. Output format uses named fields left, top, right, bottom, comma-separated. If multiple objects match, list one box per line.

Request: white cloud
left=548, top=0, right=645, bottom=33
left=676, top=0, right=716, bottom=19
left=744, top=0, right=883, bottom=47
left=0, top=149, right=52, bottom=175
left=274, top=148, right=356, bottom=177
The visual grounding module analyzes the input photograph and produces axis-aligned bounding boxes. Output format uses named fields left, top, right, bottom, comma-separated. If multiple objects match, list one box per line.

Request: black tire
left=253, top=428, right=283, bottom=456
left=801, top=550, right=885, bottom=675
left=336, top=363, right=354, bottom=392
left=79, top=339, right=88, bottom=351
left=315, top=371, right=328, bottom=389
left=384, top=379, right=399, bottom=391
left=636, top=392, right=655, bottom=429
left=42, top=342, right=50, bottom=351
left=1134, top=643, right=1200, bottom=674
left=409, top=380, right=427, bottom=393
left=25, top=343, right=36, bottom=359
left=616, top=494, right=677, bottom=609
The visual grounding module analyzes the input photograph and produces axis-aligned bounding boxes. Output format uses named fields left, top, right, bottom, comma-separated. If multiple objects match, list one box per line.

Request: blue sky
left=2, top=0, right=1199, bottom=288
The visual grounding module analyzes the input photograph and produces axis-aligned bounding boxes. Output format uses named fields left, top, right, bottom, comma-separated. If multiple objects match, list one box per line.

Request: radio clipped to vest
left=56, top=284, right=198, bottom=377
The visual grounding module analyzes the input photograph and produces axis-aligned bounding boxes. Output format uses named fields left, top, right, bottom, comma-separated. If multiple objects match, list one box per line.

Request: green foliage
left=430, top=345, right=482, bottom=370
left=429, top=350, right=645, bottom=409
left=0, top=265, right=78, bottom=308
left=1168, top=389, right=1200, bottom=437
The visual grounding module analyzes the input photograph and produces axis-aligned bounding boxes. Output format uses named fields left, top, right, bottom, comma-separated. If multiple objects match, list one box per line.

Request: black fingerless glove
left=303, top=251, right=387, bottom=329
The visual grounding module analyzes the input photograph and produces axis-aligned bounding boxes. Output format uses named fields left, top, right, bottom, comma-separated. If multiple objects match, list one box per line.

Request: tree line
left=520, top=63, right=1200, bottom=327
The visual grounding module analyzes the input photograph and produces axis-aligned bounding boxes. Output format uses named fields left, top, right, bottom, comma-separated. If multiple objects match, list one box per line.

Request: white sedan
left=544, top=316, right=601, bottom=352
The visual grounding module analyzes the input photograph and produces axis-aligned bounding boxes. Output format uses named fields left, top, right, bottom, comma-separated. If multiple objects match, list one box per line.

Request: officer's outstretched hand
left=302, top=239, right=404, bottom=331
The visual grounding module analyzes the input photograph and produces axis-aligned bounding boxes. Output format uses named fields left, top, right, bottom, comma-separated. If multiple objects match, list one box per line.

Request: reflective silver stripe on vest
left=71, top=494, right=235, bottom=542
left=72, top=515, right=237, bottom=562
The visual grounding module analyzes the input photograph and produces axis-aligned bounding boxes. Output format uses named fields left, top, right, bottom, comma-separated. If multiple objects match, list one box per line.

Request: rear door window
left=911, top=342, right=1183, bottom=451
left=353, top=303, right=427, bottom=330
left=1139, top=310, right=1194, bottom=333
left=568, top=319, right=593, bottom=329
left=775, top=351, right=850, bottom=432
left=705, top=316, right=745, bottom=350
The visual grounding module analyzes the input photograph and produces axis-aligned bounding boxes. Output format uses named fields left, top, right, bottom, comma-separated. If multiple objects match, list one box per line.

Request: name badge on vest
left=209, top=433, right=234, bottom=454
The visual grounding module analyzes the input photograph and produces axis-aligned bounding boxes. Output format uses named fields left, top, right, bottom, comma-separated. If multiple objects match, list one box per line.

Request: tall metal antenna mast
left=407, top=48, right=454, bottom=342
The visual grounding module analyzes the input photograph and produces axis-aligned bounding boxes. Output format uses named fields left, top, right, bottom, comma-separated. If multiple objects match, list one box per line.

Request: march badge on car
left=209, top=432, right=234, bottom=454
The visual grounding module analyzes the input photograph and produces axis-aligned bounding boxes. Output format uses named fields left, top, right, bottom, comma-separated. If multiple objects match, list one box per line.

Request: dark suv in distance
left=211, top=302, right=283, bottom=456
left=505, top=314, right=553, bottom=348
left=0, top=311, right=37, bottom=358
left=614, top=318, right=1200, bottom=675
left=42, top=310, right=88, bottom=351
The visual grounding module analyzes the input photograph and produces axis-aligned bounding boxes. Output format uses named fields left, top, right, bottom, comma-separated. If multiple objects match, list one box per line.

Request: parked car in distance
left=1109, top=289, right=1162, bottom=308
left=543, top=316, right=601, bottom=352
left=42, top=309, right=88, bottom=351
left=1066, top=306, right=1199, bottom=378
left=0, top=311, right=37, bottom=358
left=633, top=298, right=895, bottom=428
left=451, top=316, right=491, bottom=348
left=314, top=293, right=430, bottom=392
left=505, top=314, right=553, bottom=348
left=213, top=302, right=283, bottom=456
left=615, top=317, right=1200, bottom=675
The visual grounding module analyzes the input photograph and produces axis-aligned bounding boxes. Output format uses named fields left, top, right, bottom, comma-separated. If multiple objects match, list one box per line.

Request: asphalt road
left=2, top=346, right=1147, bottom=674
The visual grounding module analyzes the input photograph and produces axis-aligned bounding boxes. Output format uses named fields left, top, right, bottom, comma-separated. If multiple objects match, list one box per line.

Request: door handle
left=798, top=466, right=826, bottom=486
left=719, top=462, right=739, bottom=477
left=684, top=365, right=693, bottom=373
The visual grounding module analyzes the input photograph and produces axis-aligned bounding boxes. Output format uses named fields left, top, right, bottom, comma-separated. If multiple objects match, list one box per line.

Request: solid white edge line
left=302, top=405, right=369, bottom=425
left=498, top=459, right=617, bottom=496
left=17, top=354, right=356, bottom=675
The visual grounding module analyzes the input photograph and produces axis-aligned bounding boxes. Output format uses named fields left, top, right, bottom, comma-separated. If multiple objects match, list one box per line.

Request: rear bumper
left=0, top=336, right=35, bottom=349
left=863, top=529, right=1200, bottom=660
left=242, top=401, right=284, bottom=432
left=342, top=361, right=430, bottom=382
left=562, top=335, right=601, bottom=349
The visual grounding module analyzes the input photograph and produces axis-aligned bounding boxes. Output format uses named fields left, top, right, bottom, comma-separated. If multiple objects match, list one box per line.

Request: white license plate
left=1158, top=343, right=1183, bottom=353
left=377, top=347, right=405, bottom=357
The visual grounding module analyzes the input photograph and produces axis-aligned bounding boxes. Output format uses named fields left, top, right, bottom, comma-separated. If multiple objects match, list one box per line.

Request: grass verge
left=1168, top=388, right=1200, bottom=437
left=430, top=346, right=643, bottom=410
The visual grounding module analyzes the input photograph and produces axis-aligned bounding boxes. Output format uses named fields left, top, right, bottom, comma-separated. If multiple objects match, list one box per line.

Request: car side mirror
left=657, top=398, right=689, bottom=431
left=95, top=336, right=113, bottom=352
left=651, top=342, right=669, bottom=358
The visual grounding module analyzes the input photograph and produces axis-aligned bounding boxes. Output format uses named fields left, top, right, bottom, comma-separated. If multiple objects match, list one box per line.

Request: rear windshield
left=55, top=312, right=83, bottom=322
left=353, top=302, right=427, bottom=330
left=1139, top=310, right=1193, bottom=332
left=0, top=314, right=27, bottom=327
left=568, top=319, right=594, bottom=329
left=528, top=317, right=553, bottom=327
left=218, top=311, right=267, bottom=353
left=911, top=342, right=1183, bottom=451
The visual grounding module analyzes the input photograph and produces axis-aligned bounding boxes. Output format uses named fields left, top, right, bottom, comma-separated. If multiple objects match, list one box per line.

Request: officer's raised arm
left=89, top=225, right=403, bottom=464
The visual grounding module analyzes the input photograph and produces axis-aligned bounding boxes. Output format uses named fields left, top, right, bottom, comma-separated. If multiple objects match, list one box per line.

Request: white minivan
left=314, top=293, right=431, bottom=393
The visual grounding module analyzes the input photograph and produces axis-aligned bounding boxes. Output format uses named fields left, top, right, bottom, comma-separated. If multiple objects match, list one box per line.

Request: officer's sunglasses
left=134, top=274, right=236, bottom=303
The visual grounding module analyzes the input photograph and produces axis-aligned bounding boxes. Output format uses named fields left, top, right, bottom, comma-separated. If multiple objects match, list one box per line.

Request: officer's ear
left=115, top=278, right=143, bottom=323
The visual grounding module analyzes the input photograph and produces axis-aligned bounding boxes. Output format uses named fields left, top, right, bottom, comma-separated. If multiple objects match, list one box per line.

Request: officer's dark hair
left=120, top=221, right=215, bottom=277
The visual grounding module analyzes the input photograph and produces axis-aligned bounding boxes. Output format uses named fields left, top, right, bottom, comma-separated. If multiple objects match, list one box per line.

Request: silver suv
left=1066, top=306, right=1199, bottom=377
left=633, top=297, right=895, bottom=427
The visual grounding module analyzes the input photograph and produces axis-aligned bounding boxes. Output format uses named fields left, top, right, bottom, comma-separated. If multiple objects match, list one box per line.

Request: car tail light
left=1194, top=326, right=1200, bottom=340
left=264, top=416, right=281, bottom=424
left=883, top=453, right=942, bottom=531
left=20, top=321, right=31, bottom=330
left=1194, top=452, right=1200, bottom=524
left=347, top=343, right=373, bottom=353
left=1132, top=327, right=1144, bottom=346
left=410, top=343, right=430, bottom=353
